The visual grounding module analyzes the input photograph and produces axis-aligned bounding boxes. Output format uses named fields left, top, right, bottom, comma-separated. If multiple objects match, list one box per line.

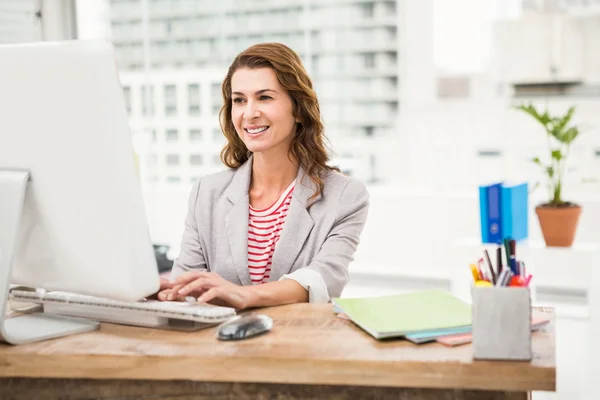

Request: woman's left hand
left=159, top=271, right=252, bottom=310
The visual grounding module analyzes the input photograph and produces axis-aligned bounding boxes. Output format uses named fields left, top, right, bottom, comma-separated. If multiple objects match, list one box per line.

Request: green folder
left=332, top=289, right=472, bottom=340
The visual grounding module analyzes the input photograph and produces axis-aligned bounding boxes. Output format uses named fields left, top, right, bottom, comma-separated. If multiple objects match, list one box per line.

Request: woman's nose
left=243, top=102, right=260, bottom=120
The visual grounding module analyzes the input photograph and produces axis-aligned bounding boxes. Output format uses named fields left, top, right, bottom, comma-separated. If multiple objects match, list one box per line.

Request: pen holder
left=472, top=286, right=532, bottom=361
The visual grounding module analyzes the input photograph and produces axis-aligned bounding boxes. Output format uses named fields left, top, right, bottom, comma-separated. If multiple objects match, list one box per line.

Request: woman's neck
left=250, top=152, right=299, bottom=194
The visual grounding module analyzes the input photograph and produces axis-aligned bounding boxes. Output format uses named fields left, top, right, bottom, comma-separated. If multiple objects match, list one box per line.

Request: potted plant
left=514, top=103, right=582, bottom=247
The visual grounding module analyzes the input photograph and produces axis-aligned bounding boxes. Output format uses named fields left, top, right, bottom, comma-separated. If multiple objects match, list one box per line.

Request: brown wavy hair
left=218, top=42, right=339, bottom=200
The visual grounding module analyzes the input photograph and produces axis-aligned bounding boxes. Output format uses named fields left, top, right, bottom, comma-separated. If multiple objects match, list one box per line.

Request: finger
left=159, top=278, right=174, bottom=290
left=177, top=278, right=216, bottom=297
left=169, top=280, right=199, bottom=296
left=157, top=289, right=172, bottom=301
left=173, top=271, right=211, bottom=285
left=197, top=287, right=222, bottom=304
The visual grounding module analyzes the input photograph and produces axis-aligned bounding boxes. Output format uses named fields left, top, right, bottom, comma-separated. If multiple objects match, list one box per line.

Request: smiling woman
left=157, top=43, right=370, bottom=310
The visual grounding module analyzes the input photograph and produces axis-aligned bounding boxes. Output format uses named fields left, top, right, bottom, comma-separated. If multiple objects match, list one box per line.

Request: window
left=213, top=128, right=223, bottom=141
left=189, top=129, right=202, bottom=142
left=213, top=154, right=222, bottom=165
left=151, top=129, right=157, bottom=142
left=360, top=3, right=375, bottom=18
left=166, top=154, right=180, bottom=165
left=164, top=84, right=177, bottom=116
left=166, top=176, right=181, bottom=183
left=364, top=53, right=375, bottom=69
left=384, top=1, right=397, bottom=15
left=477, top=150, right=502, bottom=158
left=123, top=86, right=131, bottom=115
left=190, top=154, right=204, bottom=165
left=141, top=85, right=155, bottom=116
left=211, top=82, right=221, bottom=114
left=188, top=83, right=200, bottom=116
left=166, top=129, right=178, bottom=141
left=212, top=102, right=221, bottom=115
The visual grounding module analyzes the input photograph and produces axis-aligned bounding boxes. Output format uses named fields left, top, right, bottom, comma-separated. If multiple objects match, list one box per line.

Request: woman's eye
left=259, top=95, right=272, bottom=101
left=232, top=98, right=244, bottom=103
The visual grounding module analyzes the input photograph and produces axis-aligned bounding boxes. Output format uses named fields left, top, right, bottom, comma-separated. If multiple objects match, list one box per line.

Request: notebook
left=405, top=325, right=472, bottom=344
left=437, top=317, right=550, bottom=347
left=9, top=289, right=236, bottom=331
left=332, top=289, right=472, bottom=340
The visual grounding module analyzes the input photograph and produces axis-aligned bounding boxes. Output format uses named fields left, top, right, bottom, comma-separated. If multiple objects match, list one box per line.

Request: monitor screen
left=0, top=40, right=160, bottom=302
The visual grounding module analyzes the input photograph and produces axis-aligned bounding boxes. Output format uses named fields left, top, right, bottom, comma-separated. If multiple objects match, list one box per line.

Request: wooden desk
left=0, top=304, right=556, bottom=400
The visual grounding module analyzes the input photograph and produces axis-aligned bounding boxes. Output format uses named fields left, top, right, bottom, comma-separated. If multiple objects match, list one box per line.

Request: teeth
left=246, top=126, right=268, bottom=134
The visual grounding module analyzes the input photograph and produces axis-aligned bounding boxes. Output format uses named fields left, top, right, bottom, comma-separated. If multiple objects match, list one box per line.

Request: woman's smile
left=244, top=125, right=270, bottom=137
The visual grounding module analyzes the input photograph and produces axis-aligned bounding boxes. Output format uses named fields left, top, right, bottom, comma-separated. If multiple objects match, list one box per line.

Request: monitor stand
left=0, top=169, right=99, bottom=345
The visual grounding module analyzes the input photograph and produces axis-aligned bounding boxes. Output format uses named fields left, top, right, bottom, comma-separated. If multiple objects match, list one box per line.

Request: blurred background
left=1, top=0, right=600, bottom=398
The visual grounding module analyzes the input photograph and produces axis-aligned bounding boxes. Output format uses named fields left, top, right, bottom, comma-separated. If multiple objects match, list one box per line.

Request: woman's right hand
left=149, top=277, right=174, bottom=300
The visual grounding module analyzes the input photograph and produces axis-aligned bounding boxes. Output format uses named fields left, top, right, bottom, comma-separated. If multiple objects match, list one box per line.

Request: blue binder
left=501, top=183, right=528, bottom=241
left=480, top=183, right=502, bottom=243
left=479, top=182, right=528, bottom=243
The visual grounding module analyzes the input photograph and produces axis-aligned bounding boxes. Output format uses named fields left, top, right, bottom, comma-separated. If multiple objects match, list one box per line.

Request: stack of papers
left=332, top=289, right=472, bottom=340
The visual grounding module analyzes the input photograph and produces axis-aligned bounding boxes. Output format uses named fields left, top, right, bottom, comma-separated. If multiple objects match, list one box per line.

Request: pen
left=503, top=238, right=512, bottom=273
left=509, top=255, right=517, bottom=275
left=509, top=239, right=517, bottom=275
left=483, top=249, right=496, bottom=284
left=496, top=246, right=503, bottom=272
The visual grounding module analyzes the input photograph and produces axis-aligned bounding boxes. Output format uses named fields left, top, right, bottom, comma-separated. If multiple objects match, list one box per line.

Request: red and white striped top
left=247, top=180, right=295, bottom=285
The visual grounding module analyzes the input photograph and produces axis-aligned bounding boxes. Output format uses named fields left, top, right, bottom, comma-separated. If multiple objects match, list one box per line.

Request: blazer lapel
left=269, top=167, right=319, bottom=281
left=224, top=157, right=252, bottom=286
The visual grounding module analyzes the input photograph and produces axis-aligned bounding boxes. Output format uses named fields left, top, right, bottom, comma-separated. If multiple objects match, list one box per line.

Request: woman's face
left=230, top=67, right=298, bottom=157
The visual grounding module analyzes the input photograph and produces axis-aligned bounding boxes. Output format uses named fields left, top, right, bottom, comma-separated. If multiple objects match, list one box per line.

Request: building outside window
left=188, top=83, right=200, bottom=116
left=211, top=82, right=221, bottom=115
left=190, top=154, right=204, bottom=166
left=123, top=86, right=131, bottom=115
left=164, top=84, right=177, bottom=116
left=165, top=129, right=178, bottom=141
left=189, top=129, right=202, bottom=142
left=166, top=154, right=180, bottom=165
left=360, top=2, right=375, bottom=18
left=141, top=85, right=155, bottom=116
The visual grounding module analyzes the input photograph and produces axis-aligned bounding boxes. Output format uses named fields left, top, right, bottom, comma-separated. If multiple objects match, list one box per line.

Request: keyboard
left=9, top=289, right=237, bottom=331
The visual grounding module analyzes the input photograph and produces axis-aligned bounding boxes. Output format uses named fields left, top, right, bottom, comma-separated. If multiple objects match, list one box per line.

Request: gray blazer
left=171, top=156, right=370, bottom=298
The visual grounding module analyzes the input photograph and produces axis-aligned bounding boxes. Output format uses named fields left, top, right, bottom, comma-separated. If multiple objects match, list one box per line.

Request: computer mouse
left=216, top=313, right=273, bottom=341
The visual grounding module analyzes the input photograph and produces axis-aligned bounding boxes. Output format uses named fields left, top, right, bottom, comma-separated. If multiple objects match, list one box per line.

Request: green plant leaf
left=563, top=127, right=580, bottom=144
left=551, top=150, right=562, bottom=161
left=556, top=107, right=575, bottom=133
left=515, top=103, right=552, bottom=126
left=531, top=156, right=542, bottom=165
left=546, top=166, right=554, bottom=178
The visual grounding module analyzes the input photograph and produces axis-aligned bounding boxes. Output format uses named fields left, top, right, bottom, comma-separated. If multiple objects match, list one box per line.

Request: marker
left=469, top=264, right=480, bottom=282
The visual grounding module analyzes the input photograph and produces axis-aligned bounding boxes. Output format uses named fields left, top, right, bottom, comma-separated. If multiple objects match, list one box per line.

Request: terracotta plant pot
left=535, top=204, right=582, bottom=247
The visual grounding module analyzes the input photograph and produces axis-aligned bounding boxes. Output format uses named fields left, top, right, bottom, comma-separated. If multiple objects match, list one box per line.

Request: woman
left=158, top=42, right=369, bottom=309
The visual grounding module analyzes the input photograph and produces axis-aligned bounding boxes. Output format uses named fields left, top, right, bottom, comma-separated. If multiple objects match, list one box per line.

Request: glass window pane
left=166, top=129, right=178, bottom=141
left=188, top=83, right=200, bottom=116
left=190, top=154, right=203, bottom=165
left=189, top=129, right=202, bottom=142
left=166, top=154, right=180, bottom=165
left=164, top=84, right=177, bottom=116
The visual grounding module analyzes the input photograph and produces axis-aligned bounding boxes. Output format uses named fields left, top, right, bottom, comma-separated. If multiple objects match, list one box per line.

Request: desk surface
left=0, top=303, right=556, bottom=392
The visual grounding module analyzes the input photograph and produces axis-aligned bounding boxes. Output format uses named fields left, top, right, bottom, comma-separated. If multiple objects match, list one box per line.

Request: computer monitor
left=0, top=40, right=160, bottom=344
